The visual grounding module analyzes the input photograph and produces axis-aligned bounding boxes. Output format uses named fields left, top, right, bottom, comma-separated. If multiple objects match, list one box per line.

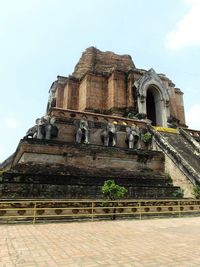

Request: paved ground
left=1, top=217, right=200, bottom=267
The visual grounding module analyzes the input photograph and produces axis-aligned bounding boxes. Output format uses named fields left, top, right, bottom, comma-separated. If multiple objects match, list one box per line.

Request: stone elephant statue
left=25, top=125, right=38, bottom=138
left=42, top=116, right=58, bottom=140
left=75, top=118, right=89, bottom=144
left=25, top=116, right=58, bottom=140
left=101, top=122, right=117, bottom=147
left=126, top=126, right=140, bottom=149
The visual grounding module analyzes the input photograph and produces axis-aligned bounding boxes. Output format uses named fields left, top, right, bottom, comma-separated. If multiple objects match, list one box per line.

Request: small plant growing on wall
left=166, top=174, right=173, bottom=186
left=173, top=188, right=184, bottom=198
left=127, top=112, right=136, bottom=119
left=101, top=180, right=127, bottom=220
left=141, top=132, right=152, bottom=144
left=140, top=128, right=152, bottom=150
left=193, top=186, right=200, bottom=199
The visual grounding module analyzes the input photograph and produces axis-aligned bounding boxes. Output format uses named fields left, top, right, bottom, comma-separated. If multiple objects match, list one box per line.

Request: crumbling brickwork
left=50, top=47, right=186, bottom=127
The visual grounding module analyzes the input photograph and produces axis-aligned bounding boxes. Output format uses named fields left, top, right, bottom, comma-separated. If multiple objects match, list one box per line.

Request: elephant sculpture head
left=42, top=116, right=58, bottom=140
left=24, top=115, right=58, bottom=140
left=126, top=125, right=140, bottom=149
left=101, top=122, right=117, bottom=147
left=76, top=118, right=89, bottom=144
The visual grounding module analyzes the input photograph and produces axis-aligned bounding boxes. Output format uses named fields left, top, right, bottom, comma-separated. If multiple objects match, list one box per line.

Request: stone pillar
left=63, top=79, right=79, bottom=110
left=107, top=71, right=126, bottom=111
left=78, top=75, right=87, bottom=110
left=107, top=74, right=114, bottom=109
left=127, top=72, right=134, bottom=108
left=175, top=89, right=186, bottom=126
left=63, top=82, right=70, bottom=109
left=56, top=84, right=65, bottom=108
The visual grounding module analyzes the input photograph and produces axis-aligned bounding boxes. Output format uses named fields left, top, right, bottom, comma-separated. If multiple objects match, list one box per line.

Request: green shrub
left=141, top=132, right=152, bottom=143
left=101, top=180, right=127, bottom=201
left=127, top=112, right=136, bottom=119
left=173, top=188, right=184, bottom=198
left=101, top=180, right=127, bottom=220
left=193, top=186, right=200, bottom=199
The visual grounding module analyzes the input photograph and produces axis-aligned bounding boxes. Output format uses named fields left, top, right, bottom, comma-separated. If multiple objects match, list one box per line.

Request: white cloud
left=186, top=104, right=200, bottom=130
left=4, top=118, right=19, bottom=129
left=166, top=0, right=200, bottom=50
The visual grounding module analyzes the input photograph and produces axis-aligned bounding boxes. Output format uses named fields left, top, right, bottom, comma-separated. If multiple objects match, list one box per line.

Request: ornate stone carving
left=134, top=68, right=170, bottom=127
left=134, top=69, right=170, bottom=102
left=101, top=122, right=117, bottom=146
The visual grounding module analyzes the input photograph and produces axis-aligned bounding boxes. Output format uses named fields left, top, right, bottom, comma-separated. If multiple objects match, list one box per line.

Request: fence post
left=178, top=200, right=181, bottom=218
left=139, top=201, right=142, bottom=220
left=33, top=202, right=37, bottom=224
left=91, top=202, right=94, bottom=222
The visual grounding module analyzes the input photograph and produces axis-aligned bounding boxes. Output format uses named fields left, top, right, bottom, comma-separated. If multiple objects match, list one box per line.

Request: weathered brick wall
left=63, top=79, right=79, bottom=110
left=73, top=47, right=135, bottom=79
left=55, top=85, right=65, bottom=108
left=107, top=74, right=114, bottom=109
left=85, top=74, right=107, bottom=111
left=112, top=72, right=127, bottom=109
left=51, top=48, right=186, bottom=127
left=78, top=76, right=87, bottom=110
left=16, top=141, right=164, bottom=174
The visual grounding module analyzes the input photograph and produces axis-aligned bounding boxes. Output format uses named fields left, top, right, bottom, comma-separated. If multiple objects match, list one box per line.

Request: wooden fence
left=0, top=199, right=200, bottom=224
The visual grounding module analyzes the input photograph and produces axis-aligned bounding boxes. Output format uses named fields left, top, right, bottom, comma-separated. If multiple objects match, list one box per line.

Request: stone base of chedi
left=1, top=47, right=200, bottom=199
left=0, top=109, right=181, bottom=199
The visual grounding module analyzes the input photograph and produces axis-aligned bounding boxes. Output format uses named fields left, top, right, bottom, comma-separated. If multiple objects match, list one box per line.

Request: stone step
left=3, top=173, right=173, bottom=187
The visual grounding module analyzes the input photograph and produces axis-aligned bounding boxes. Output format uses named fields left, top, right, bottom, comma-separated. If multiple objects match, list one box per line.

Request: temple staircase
left=151, top=127, right=200, bottom=187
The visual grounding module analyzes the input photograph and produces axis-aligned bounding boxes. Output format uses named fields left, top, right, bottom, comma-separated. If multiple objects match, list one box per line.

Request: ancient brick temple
left=1, top=47, right=200, bottom=199
left=47, top=47, right=186, bottom=128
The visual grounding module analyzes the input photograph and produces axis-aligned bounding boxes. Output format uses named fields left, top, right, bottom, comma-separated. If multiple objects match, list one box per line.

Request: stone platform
left=1, top=138, right=180, bottom=199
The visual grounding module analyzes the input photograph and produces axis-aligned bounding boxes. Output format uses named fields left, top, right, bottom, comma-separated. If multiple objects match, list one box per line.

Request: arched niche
left=134, top=69, right=170, bottom=127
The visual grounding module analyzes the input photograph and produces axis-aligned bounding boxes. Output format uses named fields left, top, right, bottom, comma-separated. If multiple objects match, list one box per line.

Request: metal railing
left=0, top=199, right=200, bottom=224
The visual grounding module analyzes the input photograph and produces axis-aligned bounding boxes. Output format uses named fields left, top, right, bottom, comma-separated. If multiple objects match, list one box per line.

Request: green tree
left=102, top=180, right=127, bottom=200
left=101, top=180, right=127, bottom=220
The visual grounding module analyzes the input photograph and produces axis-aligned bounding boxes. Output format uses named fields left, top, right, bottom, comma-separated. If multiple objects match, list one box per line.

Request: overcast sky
left=0, top=0, right=200, bottom=162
